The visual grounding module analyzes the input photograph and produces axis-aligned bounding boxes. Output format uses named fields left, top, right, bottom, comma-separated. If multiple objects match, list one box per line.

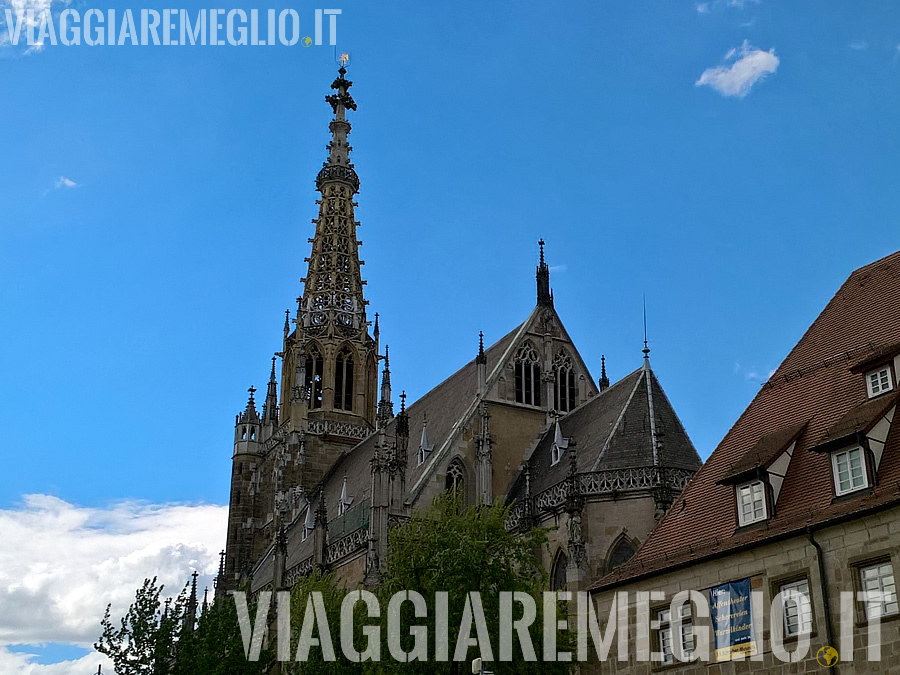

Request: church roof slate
left=509, top=364, right=701, bottom=501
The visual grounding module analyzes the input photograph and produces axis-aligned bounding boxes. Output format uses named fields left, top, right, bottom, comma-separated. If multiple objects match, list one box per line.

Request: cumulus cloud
left=695, top=40, right=779, bottom=97
left=54, top=176, right=77, bottom=189
left=0, top=495, right=227, bottom=672
left=0, top=646, right=110, bottom=675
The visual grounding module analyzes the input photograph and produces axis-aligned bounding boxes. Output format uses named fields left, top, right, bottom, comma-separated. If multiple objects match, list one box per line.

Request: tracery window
left=304, top=347, right=324, bottom=408
left=553, top=350, right=577, bottom=412
left=514, top=341, right=542, bottom=406
left=445, top=459, right=465, bottom=496
left=334, top=348, right=354, bottom=411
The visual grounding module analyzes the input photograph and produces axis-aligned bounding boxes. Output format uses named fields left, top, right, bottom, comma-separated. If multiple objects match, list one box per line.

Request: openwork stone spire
left=536, top=238, right=552, bottom=307
left=298, top=64, right=367, bottom=336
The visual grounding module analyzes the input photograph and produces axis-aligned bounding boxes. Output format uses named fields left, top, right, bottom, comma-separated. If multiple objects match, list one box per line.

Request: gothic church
left=218, top=66, right=701, bottom=598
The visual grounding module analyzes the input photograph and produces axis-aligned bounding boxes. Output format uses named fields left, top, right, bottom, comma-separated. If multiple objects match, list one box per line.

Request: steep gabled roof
left=594, top=250, right=900, bottom=591
left=270, top=313, right=532, bottom=573
left=511, top=362, right=701, bottom=500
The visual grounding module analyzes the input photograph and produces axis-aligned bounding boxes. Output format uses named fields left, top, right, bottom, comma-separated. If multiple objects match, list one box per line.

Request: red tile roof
left=593, top=250, right=900, bottom=591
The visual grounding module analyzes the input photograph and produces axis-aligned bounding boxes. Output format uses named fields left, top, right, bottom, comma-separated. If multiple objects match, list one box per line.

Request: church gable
left=490, top=305, right=598, bottom=413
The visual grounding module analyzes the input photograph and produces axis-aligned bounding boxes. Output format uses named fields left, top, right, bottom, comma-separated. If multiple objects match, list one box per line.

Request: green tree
left=95, top=577, right=186, bottom=675
left=176, top=589, right=271, bottom=675
left=376, top=493, right=571, bottom=675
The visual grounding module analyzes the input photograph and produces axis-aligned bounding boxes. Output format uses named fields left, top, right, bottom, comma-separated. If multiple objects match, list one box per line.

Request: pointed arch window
left=514, top=342, right=542, bottom=406
left=551, top=550, right=568, bottom=591
left=553, top=350, right=577, bottom=413
left=304, top=347, right=324, bottom=409
left=445, top=459, right=465, bottom=497
left=334, top=347, right=354, bottom=411
left=606, top=537, right=637, bottom=574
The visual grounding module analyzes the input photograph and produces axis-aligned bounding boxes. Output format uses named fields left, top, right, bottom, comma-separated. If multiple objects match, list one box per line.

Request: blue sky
left=1, top=0, right=900, bottom=669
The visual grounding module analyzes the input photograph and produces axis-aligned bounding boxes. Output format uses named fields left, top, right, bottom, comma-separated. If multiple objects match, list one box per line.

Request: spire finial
left=642, top=295, right=650, bottom=361
left=283, top=309, right=290, bottom=337
left=536, top=239, right=552, bottom=307
left=476, top=331, right=486, bottom=365
left=378, top=345, right=394, bottom=426
left=263, top=357, right=279, bottom=424
left=599, top=354, right=610, bottom=391
left=400, top=390, right=407, bottom=413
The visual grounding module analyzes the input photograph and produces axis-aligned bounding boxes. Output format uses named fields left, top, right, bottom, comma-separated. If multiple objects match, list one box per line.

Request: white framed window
left=779, top=579, right=813, bottom=637
left=832, top=447, right=868, bottom=496
left=736, top=480, right=767, bottom=526
left=866, top=367, right=894, bottom=398
left=656, top=605, right=694, bottom=665
left=860, top=561, right=899, bottom=620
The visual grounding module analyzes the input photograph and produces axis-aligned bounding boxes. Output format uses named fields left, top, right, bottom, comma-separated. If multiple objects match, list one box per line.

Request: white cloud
left=54, top=176, right=77, bottom=189
left=0, top=646, right=110, bottom=675
left=695, top=40, right=779, bottom=97
left=696, top=3, right=710, bottom=14
left=0, top=495, right=227, bottom=673
left=848, top=40, right=868, bottom=51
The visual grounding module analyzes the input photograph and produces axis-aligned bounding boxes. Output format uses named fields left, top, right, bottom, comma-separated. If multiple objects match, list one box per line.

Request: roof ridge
left=407, top=307, right=539, bottom=501
left=645, top=367, right=702, bottom=468
left=591, top=368, right=646, bottom=471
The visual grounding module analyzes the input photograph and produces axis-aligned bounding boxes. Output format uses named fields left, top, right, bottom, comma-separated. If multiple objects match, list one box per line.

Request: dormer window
left=550, top=421, right=569, bottom=466
left=866, top=366, right=894, bottom=398
left=832, top=446, right=868, bottom=496
left=417, top=414, right=435, bottom=466
left=736, top=480, right=767, bottom=526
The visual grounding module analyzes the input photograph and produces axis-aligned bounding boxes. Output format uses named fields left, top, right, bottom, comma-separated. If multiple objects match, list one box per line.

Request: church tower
left=279, top=61, right=379, bottom=486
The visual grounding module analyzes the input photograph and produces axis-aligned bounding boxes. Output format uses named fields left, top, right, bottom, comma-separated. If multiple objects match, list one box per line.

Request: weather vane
left=336, top=50, right=351, bottom=68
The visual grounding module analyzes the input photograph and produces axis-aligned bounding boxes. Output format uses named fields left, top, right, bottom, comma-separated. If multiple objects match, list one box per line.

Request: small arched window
left=553, top=350, right=577, bottom=413
left=334, top=347, right=354, bottom=411
left=445, top=459, right=465, bottom=496
left=241, top=427, right=247, bottom=440
left=606, top=537, right=637, bottom=574
left=304, top=347, right=324, bottom=409
left=514, top=341, right=542, bottom=406
left=551, top=550, right=568, bottom=591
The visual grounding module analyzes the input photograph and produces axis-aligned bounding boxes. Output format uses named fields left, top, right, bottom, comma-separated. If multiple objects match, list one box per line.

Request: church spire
left=297, top=63, right=367, bottom=334
left=377, top=345, right=393, bottom=427
left=599, top=355, right=610, bottom=392
left=536, top=239, right=553, bottom=307
left=263, top=357, right=279, bottom=424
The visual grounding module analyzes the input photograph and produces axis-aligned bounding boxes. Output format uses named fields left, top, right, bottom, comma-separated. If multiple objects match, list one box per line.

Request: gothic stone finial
left=476, top=331, right=486, bottom=365
left=400, top=390, right=407, bottom=413
left=599, top=354, right=610, bottom=391
left=536, top=239, right=552, bottom=307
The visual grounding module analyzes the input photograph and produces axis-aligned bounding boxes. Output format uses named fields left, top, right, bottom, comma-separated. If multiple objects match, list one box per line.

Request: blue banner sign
left=709, top=577, right=757, bottom=661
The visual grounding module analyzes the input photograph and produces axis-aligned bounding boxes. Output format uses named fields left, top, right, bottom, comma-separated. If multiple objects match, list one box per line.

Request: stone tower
left=279, top=63, right=379, bottom=485
left=219, top=63, right=380, bottom=594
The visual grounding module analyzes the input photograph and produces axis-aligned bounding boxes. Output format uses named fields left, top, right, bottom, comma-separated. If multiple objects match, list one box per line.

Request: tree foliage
left=96, top=577, right=270, bottom=675
left=101, top=494, right=572, bottom=674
